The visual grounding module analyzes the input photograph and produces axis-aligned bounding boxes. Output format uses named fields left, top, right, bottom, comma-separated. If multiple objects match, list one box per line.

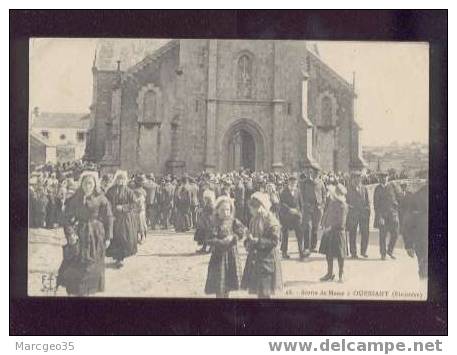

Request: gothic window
left=137, top=83, right=163, bottom=125
left=237, top=54, right=253, bottom=99
left=321, top=96, right=333, bottom=126
left=143, top=90, right=157, bottom=122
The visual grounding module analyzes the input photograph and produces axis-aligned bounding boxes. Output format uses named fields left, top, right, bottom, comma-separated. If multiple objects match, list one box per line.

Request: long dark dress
left=57, top=191, right=113, bottom=296
left=105, top=185, right=138, bottom=261
left=241, top=210, right=283, bottom=297
left=204, top=218, right=246, bottom=295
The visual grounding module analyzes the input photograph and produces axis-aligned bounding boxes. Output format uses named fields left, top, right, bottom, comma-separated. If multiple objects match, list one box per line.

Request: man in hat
left=300, top=163, right=327, bottom=255
left=279, top=174, right=304, bottom=259
left=233, top=175, right=246, bottom=224
left=373, top=172, right=400, bottom=260
left=143, top=173, right=159, bottom=230
left=244, top=175, right=255, bottom=225
left=158, top=176, right=175, bottom=229
left=346, top=170, right=371, bottom=258
left=177, top=175, right=193, bottom=232
left=397, top=181, right=412, bottom=237
left=189, top=176, right=199, bottom=229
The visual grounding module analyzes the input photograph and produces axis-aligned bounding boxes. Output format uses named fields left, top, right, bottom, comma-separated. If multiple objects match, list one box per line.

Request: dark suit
left=143, top=180, right=159, bottom=229
left=234, top=182, right=246, bottom=224
left=374, top=182, right=400, bottom=257
left=346, top=183, right=370, bottom=256
left=159, top=182, right=174, bottom=229
left=403, top=185, right=428, bottom=278
left=300, top=178, right=326, bottom=251
left=279, top=187, right=303, bottom=256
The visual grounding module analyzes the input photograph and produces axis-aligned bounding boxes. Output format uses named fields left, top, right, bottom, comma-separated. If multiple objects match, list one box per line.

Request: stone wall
left=307, top=52, right=354, bottom=172
left=174, top=39, right=209, bottom=173
left=119, top=44, right=179, bottom=175
left=91, top=70, right=118, bottom=161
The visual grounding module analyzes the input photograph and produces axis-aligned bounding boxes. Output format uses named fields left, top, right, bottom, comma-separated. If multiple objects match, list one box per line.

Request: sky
left=29, top=38, right=429, bottom=146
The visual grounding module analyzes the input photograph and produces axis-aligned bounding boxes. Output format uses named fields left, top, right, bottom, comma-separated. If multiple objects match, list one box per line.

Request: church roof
left=126, top=39, right=179, bottom=75
left=307, top=49, right=356, bottom=96
left=32, top=112, right=91, bottom=130
left=95, top=39, right=173, bottom=71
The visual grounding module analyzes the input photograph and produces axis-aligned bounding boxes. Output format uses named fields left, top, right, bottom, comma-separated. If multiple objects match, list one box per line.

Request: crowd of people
left=28, top=160, right=427, bottom=298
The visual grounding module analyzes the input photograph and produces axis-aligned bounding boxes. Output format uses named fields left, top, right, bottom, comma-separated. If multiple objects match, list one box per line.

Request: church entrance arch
left=221, top=119, right=267, bottom=172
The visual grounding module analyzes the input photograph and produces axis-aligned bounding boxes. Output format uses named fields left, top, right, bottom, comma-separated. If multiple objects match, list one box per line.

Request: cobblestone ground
left=28, top=227, right=427, bottom=300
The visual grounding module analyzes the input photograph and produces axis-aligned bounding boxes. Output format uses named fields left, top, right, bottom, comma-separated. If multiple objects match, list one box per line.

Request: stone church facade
left=85, top=39, right=366, bottom=175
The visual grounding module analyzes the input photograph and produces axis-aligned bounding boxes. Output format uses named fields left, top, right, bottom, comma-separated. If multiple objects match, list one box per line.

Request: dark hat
left=288, top=173, right=298, bottom=182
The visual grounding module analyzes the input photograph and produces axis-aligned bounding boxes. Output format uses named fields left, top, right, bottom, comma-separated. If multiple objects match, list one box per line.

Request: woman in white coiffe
left=105, top=170, right=139, bottom=268
left=57, top=171, right=113, bottom=296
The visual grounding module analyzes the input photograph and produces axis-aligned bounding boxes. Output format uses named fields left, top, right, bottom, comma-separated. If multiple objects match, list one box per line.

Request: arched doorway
left=221, top=119, right=267, bottom=172
left=227, top=129, right=256, bottom=171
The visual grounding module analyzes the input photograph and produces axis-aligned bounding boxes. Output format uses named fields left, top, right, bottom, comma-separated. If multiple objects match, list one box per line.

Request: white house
left=31, top=110, right=91, bottom=163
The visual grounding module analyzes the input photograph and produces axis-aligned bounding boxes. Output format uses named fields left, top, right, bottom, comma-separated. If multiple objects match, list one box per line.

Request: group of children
left=197, top=180, right=352, bottom=298
left=198, top=191, right=283, bottom=299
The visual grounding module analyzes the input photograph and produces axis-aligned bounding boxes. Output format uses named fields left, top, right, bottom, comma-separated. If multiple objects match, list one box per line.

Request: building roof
left=32, top=112, right=91, bottom=130
left=95, top=39, right=173, bottom=71
left=30, top=131, right=55, bottom=147
left=307, top=49, right=356, bottom=96
left=126, top=39, right=179, bottom=75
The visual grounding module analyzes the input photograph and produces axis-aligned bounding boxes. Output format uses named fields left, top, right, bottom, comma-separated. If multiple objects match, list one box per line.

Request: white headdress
left=250, top=191, right=271, bottom=212
left=113, top=170, right=128, bottom=184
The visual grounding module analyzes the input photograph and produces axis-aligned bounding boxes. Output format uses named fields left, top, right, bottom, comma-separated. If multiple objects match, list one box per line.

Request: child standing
left=194, top=188, right=216, bottom=254
left=242, top=192, right=283, bottom=299
left=204, top=196, right=247, bottom=298
left=319, top=183, right=349, bottom=283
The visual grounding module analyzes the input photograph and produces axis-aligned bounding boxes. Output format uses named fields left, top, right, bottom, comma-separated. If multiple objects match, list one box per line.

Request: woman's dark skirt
left=319, top=228, right=348, bottom=258
left=241, top=249, right=283, bottom=297
left=204, top=245, right=241, bottom=295
left=106, top=211, right=138, bottom=260
left=57, top=233, right=106, bottom=296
